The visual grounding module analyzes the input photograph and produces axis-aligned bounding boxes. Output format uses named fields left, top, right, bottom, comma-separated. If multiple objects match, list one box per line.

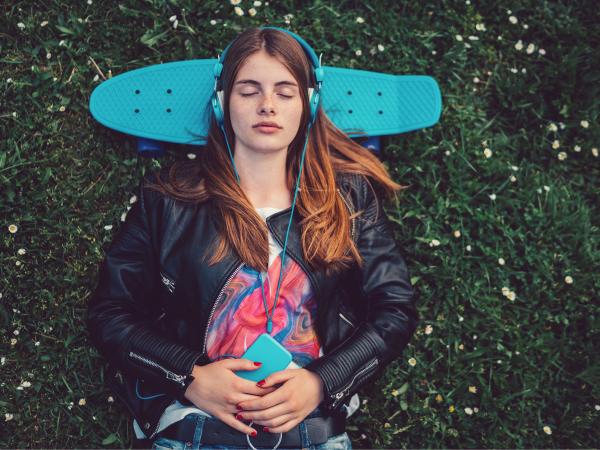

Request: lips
left=253, top=122, right=281, bottom=128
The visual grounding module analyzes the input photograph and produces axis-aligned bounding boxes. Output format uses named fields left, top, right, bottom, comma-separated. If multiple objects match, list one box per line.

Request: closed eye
left=240, top=93, right=293, bottom=98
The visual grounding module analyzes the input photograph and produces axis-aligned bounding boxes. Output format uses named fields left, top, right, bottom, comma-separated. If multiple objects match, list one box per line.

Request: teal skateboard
left=89, top=59, right=441, bottom=156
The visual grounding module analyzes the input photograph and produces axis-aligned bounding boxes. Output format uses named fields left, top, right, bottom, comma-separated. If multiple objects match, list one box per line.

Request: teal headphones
left=211, top=26, right=325, bottom=336
left=211, top=26, right=324, bottom=132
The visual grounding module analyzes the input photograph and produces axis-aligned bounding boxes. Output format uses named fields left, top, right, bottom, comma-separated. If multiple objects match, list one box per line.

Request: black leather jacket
left=86, top=167, right=418, bottom=440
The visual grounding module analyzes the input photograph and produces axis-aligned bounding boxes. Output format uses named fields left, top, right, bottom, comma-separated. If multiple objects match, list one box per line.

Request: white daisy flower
left=455, top=35, right=464, bottom=42
left=498, top=258, right=505, bottom=265
left=234, top=6, right=244, bottom=15
left=592, top=147, right=598, bottom=157
left=543, top=426, right=552, bottom=435
left=538, top=48, right=546, bottom=55
left=484, top=148, right=493, bottom=158
left=453, top=230, right=461, bottom=238
left=355, top=49, right=362, bottom=56
left=356, top=17, right=365, bottom=23
left=564, top=276, right=573, bottom=284
left=465, top=407, right=474, bottom=415
left=574, top=145, right=581, bottom=152
left=557, top=151, right=567, bottom=160
left=510, top=175, right=517, bottom=182
left=489, top=193, right=496, bottom=200
left=552, top=139, right=560, bottom=149
left=210, top=19, right=217, bottom=25
left=580, top=120, right=589, bottom=128
left=248, top=8, right=257, bottom=16
left=509, top=15, right=518, bottom=24
left=514, top=40, right=523, bottom=51
left=526, top=43, right=535, bottom=54
left=548, top=123, right=558, bottom=132
left=377, top=44, right=385, bottom=52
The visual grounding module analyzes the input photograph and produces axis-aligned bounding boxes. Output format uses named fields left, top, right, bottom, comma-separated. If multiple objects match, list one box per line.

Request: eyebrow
left=235, top=79, right=298, bottom=88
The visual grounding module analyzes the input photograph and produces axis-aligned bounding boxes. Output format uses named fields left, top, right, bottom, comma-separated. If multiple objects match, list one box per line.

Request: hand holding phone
left=234, top=333, right=293, bottom=382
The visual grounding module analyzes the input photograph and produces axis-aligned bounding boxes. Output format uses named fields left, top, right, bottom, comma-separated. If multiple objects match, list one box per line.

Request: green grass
left=1, top=0, right=599, bottom=448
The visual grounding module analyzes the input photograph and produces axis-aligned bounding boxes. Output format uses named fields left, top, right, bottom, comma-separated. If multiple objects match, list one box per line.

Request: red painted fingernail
left=236, top=403, right=243, bottom=411
left=256, top=379, right=265, bottom=386
left=236, top=414, right=244, bottom=420
left=263, top=427, right=269, bottom=432
left=253, top=361, right=262, bottom=366
left=251, top=430, right=257, bottom=437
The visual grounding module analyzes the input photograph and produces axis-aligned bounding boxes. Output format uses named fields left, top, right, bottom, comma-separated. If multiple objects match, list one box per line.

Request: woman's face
left=229, top=50, right=304, bottom=156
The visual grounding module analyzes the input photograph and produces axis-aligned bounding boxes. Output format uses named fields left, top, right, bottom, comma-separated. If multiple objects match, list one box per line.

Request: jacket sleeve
left=304, top=174, right=419, bottom=413
left=86, top=175, right=203, bottom=398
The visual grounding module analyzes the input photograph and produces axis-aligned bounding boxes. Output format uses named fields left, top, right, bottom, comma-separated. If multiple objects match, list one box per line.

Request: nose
left=258, top=93, right=276, bottom=115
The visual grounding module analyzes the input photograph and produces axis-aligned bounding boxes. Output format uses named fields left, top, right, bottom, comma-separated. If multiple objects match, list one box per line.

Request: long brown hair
left=145, top=27, right=409, bottom=276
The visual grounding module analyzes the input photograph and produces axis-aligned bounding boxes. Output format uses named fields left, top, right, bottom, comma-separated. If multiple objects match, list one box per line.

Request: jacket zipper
left=128, top=351, right=187, bottom=386
left=127, top=351, right=189, bottom=438
left=338, top=312, right=356, bottom=328
left=202, top=261, right=244, bottom=355
left=337, top=188, right=356, bottom=241
left=330, top=357, right=378, bottom=407
left=159, top=271, right=176, bottom=294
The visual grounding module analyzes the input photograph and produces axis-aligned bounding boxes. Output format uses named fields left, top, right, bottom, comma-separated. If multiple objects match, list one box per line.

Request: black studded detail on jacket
left=86, top=167, right=419, bottom=439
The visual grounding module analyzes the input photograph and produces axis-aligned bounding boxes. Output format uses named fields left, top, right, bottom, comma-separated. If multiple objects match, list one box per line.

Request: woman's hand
left=234, top=368, right=325, bottom=433
left=183, top=358, right=278, bottom=436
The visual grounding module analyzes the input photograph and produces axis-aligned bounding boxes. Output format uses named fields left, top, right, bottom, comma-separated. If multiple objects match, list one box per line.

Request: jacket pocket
left=337, top=305, right=358, bottom=343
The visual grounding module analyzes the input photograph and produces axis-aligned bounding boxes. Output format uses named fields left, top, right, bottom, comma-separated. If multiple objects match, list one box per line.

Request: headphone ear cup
left=307, top=87, right=319, bottom=124
left=211, top=90, right=225, bottom=127
left=217, top=90, right=224, bottom=112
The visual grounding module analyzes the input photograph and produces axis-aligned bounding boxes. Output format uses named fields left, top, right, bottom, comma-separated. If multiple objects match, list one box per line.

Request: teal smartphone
left=234, top=333, right=293, bottom=382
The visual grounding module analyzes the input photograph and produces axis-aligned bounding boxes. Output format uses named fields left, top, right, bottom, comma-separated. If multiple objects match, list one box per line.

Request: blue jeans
left=150, top=412, right=352, bottom=450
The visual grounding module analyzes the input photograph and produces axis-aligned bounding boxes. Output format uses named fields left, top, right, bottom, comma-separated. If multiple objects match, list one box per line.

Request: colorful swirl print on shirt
left=204, top=249, right=321, bottom=368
